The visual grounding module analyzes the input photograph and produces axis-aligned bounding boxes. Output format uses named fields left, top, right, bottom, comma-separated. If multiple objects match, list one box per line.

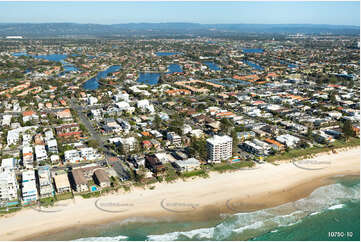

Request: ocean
left=38, top=175, right=359, bottom=241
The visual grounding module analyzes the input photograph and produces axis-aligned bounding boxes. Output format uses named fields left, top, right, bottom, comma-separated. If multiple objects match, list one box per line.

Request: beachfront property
left=52, top=172, right=71, bottom=194
left=173, top=158, right=201, bottom=172
left=70, top=169, right=88, bottom=192
left=37, top=166, right=54, bottom=198
left=206, top=135, right=233, bottom=163
left=93, top=169, right=111, bottom=188
left=22, top=170, right=38, bottom=204
left=0, top=26, right=359, bottom=222
left=0, top=168, right=18, bottom=202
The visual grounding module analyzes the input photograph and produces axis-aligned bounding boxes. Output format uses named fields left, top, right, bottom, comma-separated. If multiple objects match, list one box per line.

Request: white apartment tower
left=206, top=135, right=233, bottom=163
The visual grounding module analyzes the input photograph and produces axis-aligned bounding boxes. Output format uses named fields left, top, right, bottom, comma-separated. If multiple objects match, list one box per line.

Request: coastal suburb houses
left=0, top=35, right=359, bottom=210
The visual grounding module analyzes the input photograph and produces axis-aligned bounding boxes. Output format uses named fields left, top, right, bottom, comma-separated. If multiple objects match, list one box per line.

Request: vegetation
left=266, top=138, right=360, bottom=162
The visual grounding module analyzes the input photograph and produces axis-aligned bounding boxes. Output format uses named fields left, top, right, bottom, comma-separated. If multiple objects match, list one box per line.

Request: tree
left=342, top=120, right=355, bottom=141
left=87, top=139, right=100, bottom=149
left=153, top=114, right=161, bottom=130
left=231, top=128, right=239, bottom=153
left=220, top=118, right=233, bottom=135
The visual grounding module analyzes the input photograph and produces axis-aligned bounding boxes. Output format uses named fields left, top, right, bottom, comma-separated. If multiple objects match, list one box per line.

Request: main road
left=68, top=97, right=130, bottom=180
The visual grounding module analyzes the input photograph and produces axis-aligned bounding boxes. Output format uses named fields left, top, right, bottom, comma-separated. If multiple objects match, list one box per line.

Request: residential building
left=167, top=132, right=182, bottom=146
left=80, top=147, right=97, bottom=161
left=71, top=169, right=88, bottom=192
left=53, top=172, right=71, bottom=193
left=64, top=150, right=81, bottom=163
left=22, top=146, right=34, bottom=168
left=0, top=168, right=18, bottom=202
left=37, top=166, right=54, bottom=198
left=35, top=145, right=48, bottom=162
left=46, top=139, right=58, bottom=154
left=93, top=169, right=110, bottom=188
left=22, top=170, right=38, bottom=204
left=174, top=158, right=201, bottom=172
left=206, top=135, right=233, bottom=163
left=1, top=158, right=18, bottom=170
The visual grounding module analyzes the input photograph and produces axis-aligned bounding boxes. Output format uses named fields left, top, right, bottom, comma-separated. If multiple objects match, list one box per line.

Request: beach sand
left=1, top=147, right=359, bottom=241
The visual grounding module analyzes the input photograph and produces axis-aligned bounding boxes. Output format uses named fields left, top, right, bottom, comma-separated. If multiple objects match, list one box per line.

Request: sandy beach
left=1, top=147, right=359, bottom=241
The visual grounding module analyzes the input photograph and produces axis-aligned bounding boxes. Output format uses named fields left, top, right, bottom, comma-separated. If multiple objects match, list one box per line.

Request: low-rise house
left=174, top=158, right=201, bottom=172
left=80, top=147, right=97, bottom=161
left=71, top=169, right=88, bottom=192
left=1, top=158, right=18, bottom=170
left=167, top=132, right=182, bottom=146
left=22, top=146, right=34, bottom=168
left=145, top=155, right=165, bottom=173
left=89, top=109, right=102, bottom=121
left=276, top=134, right=300, bottom=148
left=93, top=169, right=111, bottom=188
left=53, top=172, right=71, bottom=193
left=46, top=139, right=58, bottom=154
left=55, top=123, right=82, bottom=139
left=56, top=109, right=72, bottom=120
left=264, top=138, right=285, bottom=151
left=313, top=131, right=335, bottom=144
left=64, top=150, right=81, bottom=163
left=22, top=110, right=39, bottom=123
left=35, top=145, right=48, bottom=162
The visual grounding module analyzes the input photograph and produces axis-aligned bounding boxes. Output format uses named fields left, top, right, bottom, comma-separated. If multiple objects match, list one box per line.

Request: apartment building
left=0, top=168, right=18, bottom=202
left=37, top=166, right=54, bottom=198
left=206, top=135, right=233, bottom=163
left=22, top=170, right=38, bottom=204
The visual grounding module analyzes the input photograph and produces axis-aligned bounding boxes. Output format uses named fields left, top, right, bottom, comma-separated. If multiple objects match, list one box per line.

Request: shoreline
left=1, top=147, right=360, bottom=241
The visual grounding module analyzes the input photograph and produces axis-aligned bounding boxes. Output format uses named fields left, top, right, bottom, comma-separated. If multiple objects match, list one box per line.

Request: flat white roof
left=206, top=135, right=232, bottom=145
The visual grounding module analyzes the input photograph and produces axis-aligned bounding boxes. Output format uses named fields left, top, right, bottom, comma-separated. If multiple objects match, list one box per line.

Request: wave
left=147, top=227, right=215, bottom=241
left=144, top=181, right=360, bottom=241
left=328, top=204, right=345, bottom=210
left=75, top=235, right=128, bottom=241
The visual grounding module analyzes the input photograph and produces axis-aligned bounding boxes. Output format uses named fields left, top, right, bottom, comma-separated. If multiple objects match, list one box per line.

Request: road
left=68, top=97, right=130, bottom=180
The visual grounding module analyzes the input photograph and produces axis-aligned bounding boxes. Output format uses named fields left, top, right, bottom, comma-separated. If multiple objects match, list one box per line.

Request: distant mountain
left=0, top=23, right=359, bottom=38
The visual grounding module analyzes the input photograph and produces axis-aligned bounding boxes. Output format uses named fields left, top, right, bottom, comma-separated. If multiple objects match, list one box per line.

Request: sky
left=0, top=1, right=359, bottom=26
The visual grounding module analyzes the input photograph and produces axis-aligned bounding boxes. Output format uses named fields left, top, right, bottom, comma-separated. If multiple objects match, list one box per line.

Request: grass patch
left=181, top=169, right=209, bottom=178
left=211, top=161, right=255, bottom=173
left=0, top=205, right=21, bottom=215
left=39, top=197, right=56, bottom=207
left=80, top=191, right=101, bottom=199
left=55, top=192, right=73, bottom=201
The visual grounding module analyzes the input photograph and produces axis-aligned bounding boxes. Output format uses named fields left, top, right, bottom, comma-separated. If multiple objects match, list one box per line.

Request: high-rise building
left=0, top=168, right=18, bottom=202
left=206, top=135, right=232, bottom=163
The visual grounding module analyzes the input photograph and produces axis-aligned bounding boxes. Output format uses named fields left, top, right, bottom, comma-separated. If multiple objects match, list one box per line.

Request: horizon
left=0, top=1, right=359, bottom=26
left=0, top=21, right=360, bottom=27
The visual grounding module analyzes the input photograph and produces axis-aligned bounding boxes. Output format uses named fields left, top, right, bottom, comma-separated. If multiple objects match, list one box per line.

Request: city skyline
left=0, top=1, right=359, bottom=26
